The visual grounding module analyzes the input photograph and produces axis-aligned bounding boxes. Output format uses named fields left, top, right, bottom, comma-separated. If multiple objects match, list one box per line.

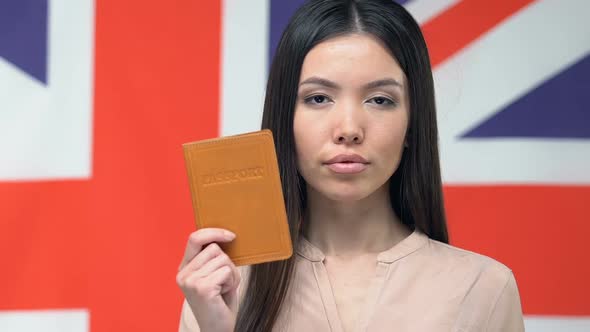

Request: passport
left=182, top=129, right=293, bottom=266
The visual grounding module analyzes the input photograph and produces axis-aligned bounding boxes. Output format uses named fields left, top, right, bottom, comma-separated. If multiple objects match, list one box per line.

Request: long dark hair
left=235, top=1, right=448, bottom=330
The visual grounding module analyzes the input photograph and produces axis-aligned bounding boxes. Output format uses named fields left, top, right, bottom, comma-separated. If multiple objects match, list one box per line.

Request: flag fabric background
left=1, top=0, right=588, bottom=331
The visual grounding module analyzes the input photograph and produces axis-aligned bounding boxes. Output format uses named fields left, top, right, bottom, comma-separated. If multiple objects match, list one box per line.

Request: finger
left=178, top=242, right=223, bottom=280
left=181, top=265, right=233, bottom=307
left=221, top=266, right=241, bottom=295
left=219, top=263, right=241, bottom=295
left=180, top=228, right=236, bottom=269
left=230, top=263, right=241, bottom=293
left=193, top=252, right=235, bottom=280
left=207, top=265, right=236, bottom=295
left=182, top=265, right=235, bottom=300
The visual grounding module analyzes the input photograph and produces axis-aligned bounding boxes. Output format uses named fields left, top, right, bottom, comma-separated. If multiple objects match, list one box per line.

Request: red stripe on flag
left=0, top=0, right=222, bottom=331
left=89, top=0, right=221, bottom=330
left=0, top=181, right=90, bottom=309
left=445, top=185, right=590, bottom=315
left=423, top=0, right=536, bottom=67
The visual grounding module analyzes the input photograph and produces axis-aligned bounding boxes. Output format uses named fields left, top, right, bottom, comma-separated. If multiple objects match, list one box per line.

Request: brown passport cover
left=182, top=129, right=293, bottom=266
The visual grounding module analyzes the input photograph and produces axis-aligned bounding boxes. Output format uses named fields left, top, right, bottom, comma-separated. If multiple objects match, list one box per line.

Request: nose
left=332, top=103, right=365, bottom=145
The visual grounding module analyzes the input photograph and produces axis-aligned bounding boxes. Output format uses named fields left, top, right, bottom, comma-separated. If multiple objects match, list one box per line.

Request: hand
left=176, top=228, right=240, bottom=332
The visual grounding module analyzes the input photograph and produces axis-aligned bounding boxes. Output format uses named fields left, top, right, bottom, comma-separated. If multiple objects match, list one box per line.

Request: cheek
left=294, top=111, right=328, bottom=175
left=372, top=116, right=408, bottom=166
left=293, top=112, right=313, bottom=166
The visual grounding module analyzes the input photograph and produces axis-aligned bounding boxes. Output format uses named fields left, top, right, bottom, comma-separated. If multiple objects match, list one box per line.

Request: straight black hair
left=235, top=1, right=448, bottom=331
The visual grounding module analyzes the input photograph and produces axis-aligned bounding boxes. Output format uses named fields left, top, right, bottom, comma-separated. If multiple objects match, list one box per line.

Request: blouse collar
left=296, top=229, right=428, bottom=264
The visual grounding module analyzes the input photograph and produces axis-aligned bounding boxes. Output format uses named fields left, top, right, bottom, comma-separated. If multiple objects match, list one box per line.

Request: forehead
left=300, top=34, right=406, bottom=85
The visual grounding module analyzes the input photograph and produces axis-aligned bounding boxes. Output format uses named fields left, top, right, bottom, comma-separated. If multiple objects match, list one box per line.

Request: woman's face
left=294, top=34, right=409, bottom=202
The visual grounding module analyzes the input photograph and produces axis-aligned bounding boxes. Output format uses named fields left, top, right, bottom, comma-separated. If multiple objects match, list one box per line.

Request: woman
left=176, top=0, right=525, bottom=331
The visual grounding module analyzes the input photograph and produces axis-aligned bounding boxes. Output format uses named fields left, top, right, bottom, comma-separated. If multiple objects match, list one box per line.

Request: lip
left=324, top=154, right=369, bottom=174
left=325, top=154, right=369, bottom=164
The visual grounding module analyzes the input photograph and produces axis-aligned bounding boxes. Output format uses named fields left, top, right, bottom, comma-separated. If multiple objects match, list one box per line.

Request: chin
left=315, top=183, right=374, bottom=203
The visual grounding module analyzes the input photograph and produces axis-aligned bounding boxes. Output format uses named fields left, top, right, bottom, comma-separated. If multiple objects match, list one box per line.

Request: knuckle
left=208, top=243, right=221, bottom=253
left=222, top=265, right=232, bottom=275
left=236, top=271, right=242, bottom=283
left=175, top=274, right=184, bottom=287
left=193, top=281, right=210, bottom=296
left=219, top=253, right=231, bottom=263
left=188, top=232, right=201, bottom=245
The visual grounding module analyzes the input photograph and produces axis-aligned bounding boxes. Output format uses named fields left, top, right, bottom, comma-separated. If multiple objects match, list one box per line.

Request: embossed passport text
left=182, top=130, right=293, bottom=266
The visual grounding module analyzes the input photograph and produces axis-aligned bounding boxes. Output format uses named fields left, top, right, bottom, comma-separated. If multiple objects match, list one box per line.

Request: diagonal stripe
left=0, top=0, right=48, bottom=84
left=404, top=0, right=460, bottom=26
left=423, top=0, right=535, bottom=68
left=435, top=0, right=590, bottom=183
left=463, top=54, right=590, bottom=138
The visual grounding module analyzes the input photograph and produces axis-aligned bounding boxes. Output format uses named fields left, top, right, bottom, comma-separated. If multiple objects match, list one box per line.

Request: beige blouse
left=179, top=230, right=524, bottom=332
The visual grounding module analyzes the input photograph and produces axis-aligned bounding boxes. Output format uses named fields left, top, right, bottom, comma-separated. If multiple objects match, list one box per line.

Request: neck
left=302, top=183, right=411, bottom=257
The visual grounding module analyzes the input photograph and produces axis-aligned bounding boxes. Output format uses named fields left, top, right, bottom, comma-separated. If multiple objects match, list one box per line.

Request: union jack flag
left=0, top=0, right=588, bottom=331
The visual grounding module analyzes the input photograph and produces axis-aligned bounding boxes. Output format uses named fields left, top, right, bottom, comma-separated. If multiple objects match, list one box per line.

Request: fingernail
left=224, top=231, right=236, bottom=240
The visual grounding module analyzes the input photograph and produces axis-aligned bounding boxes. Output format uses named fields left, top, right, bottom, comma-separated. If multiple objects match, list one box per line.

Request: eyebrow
left=299, top=76, right=403, bottom=90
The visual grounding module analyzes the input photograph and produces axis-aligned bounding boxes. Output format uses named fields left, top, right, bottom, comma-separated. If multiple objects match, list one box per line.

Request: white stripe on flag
left=525, top=316, right=590, bottom=332
left=434, top=0, right=590, bottom=184
left=220, top=0, right=269, bottom=136
left=404, top=0, right=461, bottom=25
left=0, top=310, right=89, bottom=332
left=0, top=0, right=95, bottom=181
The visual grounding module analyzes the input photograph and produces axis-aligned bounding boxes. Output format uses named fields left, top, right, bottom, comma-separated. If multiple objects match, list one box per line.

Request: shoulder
left=418, top=235, right=514, bottom=287
left=404, top=233, right=518, bottom=306
left=413, top=235, right=524, bottom=330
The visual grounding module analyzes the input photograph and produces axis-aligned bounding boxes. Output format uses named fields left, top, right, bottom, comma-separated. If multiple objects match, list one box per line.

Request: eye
left=367, top=96, right=396, bottom=107
left=304, top=94, right=332, bottom=105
